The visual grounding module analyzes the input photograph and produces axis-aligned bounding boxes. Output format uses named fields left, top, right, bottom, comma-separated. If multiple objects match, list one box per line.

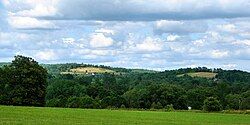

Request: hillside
left=61, top=67, right=115, bottom=75
left=41, top=63, right=157, bottom=75
left=0, top=62, right=9, bottom=67
left=1, top=60, right=250, bottom=111
left=177, top=72, right=217, bottom=78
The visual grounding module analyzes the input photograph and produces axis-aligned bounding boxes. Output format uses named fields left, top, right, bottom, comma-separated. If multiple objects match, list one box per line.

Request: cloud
left=1, top=0, right=250, bottom=71
left=14, top=4, right=57, bottom=17
left=154, top=20, right=207, bottom=34
left=6, top=0, right=250, bottom=21
left=210, top=50, right=229, bottom=58
left=217, top=24, right=237, bottom=33
left=89, top=33, right=114, bottom=48
left=134, top=37, right=163, bottom=52
left=232, top=40, right=250, bottom=46
left=192, top=39, right=205, bottom=47
left=95, top=28, right=115, bottom=35
left=54, top=0, right=250, bottom=21
left=35, top=50, right=57, bottom=61
left=7, top=16, right=58, bottom=30
left=167, top=35, right=180, bottom=42
left=62, top=38, right=75, bottom=45
left=3, top=0, right=59, bottom=16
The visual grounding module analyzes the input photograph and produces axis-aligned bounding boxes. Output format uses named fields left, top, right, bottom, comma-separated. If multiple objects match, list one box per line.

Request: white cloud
left=8, top=16, right=57, bottom=29
left=232, top=39, right=250, bottom=46
left=90, top=33, right=114, bottom=48
left=62, top=38, right=75, bottom=44
left=167, top=35, right=179, bottom=42
left=95, top=28, right=115, bottom=35
left=217, top=24, right=237, bottom=33
left=14, top=4, right=57, bottom=17
left=35, top=50, right=56, bottom=61
left=192, top=39, right=205, bottom=47
left=91, top=50, right=117, bottom=56
left=210, top=50, right=229, bottom=58
left=2, top=0, right=10, bottom=6
left=135, top=37, right=163, bottom=52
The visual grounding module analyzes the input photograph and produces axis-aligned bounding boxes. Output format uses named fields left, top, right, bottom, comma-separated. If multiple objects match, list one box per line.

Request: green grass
left=177, top=72, right=217, bottom=78
left=1, top=106, right=250, bottom=125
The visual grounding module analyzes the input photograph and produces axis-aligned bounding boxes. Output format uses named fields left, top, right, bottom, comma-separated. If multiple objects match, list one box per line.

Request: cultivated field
left=178, top=72, right=217, bottom=78
left=61, top=67, right=115, bottom=74
left=0, top=106, right=249, bottom=125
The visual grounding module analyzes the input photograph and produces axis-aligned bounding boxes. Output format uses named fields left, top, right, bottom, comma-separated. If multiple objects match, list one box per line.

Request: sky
left=0, top=0, right=250, bottom=71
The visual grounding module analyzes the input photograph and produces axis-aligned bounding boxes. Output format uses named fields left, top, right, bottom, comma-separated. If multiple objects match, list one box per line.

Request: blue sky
left=0, top=0, right=250, bottom=71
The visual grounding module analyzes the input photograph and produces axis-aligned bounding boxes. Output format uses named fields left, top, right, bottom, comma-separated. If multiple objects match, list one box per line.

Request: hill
left=177, top=72, right=217, bottom=78
left=61, top=67, right=115, bottom=74
left=41, top=63, right=157, bottom=75
left=1, top=61, right=250, bottom=111
left=0, top=62, right=9, bottom=67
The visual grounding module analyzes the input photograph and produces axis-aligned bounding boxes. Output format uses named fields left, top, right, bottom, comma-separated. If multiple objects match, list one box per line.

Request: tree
left=151, top=102, right=163, bottom=109
left=203, top=97, right=222, bottom=112
left=46, top=79, right=86, bottom=101
left=0, top=55, right=48, bottom=106
left=225, top=94, right=241, bottom=110
left=187, top=87, right=215, bottom=110
left=241, top=90, right=250, bottom=109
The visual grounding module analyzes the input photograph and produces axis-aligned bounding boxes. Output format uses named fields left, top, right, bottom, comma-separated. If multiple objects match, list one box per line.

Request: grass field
left=61, top=67, right=115, bottom=75
left=1, top=106, right=250, bottom=125
left=177, top=72, right=217, bottom=78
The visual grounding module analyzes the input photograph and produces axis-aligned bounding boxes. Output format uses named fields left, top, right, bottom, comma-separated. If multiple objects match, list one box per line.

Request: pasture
left=61, top=67, right=115, bottom=75
left=177, top=72, right=217, bottom=78
left=0, top=106, right=249, bottom=125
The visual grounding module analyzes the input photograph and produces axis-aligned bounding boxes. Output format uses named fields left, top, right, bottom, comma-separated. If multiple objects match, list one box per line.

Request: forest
left=0, top=55, right=250, bottom=111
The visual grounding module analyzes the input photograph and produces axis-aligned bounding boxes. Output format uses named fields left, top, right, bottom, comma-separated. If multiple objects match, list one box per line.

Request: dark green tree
left=187, top=87, right=215, bottom=110
left=240, top=90, right=250, bottom=109
left=0, top=55, right=48, bottom=106
left=203, top=97, right=222, bottom=112
left=225, top=94, right=241, bottom=110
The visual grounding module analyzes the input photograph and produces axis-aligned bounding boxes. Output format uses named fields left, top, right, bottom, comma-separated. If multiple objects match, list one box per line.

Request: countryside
left=1, top=0, right=250, bottom=125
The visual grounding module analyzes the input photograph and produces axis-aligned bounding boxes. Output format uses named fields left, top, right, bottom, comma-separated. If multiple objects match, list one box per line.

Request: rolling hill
left=61, top=67, right=115, bottom=74
left=177, top=72, right=217, bottom=78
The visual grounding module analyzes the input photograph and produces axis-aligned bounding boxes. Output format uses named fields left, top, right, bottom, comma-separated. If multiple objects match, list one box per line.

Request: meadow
left=177, top=72, right=217, bottom=78
left=61, top=67, right=115, bottom=75
left=0, top=106, right=249, bottom=125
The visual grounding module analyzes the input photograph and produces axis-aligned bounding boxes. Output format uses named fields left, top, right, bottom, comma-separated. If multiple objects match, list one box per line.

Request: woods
left=0, top=55, right=250, bottom=112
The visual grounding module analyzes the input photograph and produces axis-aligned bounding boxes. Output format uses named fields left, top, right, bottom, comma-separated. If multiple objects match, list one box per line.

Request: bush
left=120, top=104, right=126, bottom=109
left=79, top=96, right=95, bottom=108
left=151, top=102, right=163, bottom=109
left=67, top=97, right=81, bottom=108
left=46, top=98, right=67, bottom=107
left=203, top=97, right=222, bottom=112
left=165, top=104, right=175, bottom=111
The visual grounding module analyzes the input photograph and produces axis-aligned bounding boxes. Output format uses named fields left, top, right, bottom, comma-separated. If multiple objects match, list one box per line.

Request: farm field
left=61, top=67, right=115, bottom=74
left=0, top=106, right=249, bottom=125
left=177, top=72, right=217, bottom=78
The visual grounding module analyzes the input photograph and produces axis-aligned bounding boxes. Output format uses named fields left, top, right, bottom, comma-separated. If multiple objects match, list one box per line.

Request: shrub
left=120, top=104, right=126, bottom=109
left=203, top=97, right=222, bottom=112
left=165, top=104, right=175, bottom=111
left=67, top=97, right=81, bottom=108
left=46, top=98, right=66, bottom=107
left=151, top=102, right=163, bottom=109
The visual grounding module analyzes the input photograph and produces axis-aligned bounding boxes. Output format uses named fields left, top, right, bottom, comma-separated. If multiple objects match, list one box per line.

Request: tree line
left=0, top=56, right=250, bottom=111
